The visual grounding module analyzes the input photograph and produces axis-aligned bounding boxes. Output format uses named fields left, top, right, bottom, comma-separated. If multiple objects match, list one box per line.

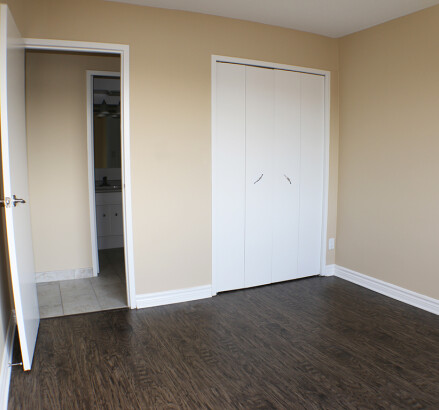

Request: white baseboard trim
left=136, top=285, right=212, bottom=309
left=322, top=264, right=336, bottom=276
left=1, top=313, right=16, bottom=410
left=36, top=267, right=95, bottom=283
left=333, top=265, right=439, bottom=315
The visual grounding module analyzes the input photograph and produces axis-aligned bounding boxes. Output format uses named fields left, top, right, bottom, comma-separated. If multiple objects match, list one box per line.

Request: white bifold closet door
left=244, top=66, right=275, bottom=288
left=298, top=74, right=325, bottom=277
left=271, top=70, right=301, bottom=283
left=271, top=70, right=325, bottom=281
left=213, top=62, right=325, bottom=293
left=212, top=62, right=246, bottom=292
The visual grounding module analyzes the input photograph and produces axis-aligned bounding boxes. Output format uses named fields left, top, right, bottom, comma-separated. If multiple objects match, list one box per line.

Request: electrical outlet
left=328, top=238, right=335, bottom=251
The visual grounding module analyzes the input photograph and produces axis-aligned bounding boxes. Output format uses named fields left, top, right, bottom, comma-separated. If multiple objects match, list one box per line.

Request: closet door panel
left=245, top=66, right=275, bottom=288
left=272, top=70, right=301, bottom=283
left=213, top=63, right=246, bottom=292
left=298, top=74, right=325, bottom=276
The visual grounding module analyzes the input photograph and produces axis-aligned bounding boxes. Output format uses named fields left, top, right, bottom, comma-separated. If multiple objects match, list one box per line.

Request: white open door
left=0, top=5, right=39, bottom=371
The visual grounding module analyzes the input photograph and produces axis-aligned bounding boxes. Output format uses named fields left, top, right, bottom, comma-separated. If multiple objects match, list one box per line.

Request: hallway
left=37, top=249, right=127, bottom=317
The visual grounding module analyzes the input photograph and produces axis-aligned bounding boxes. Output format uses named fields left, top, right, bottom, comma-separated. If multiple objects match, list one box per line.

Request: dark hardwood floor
left=8, top=276, right=439, bottom=409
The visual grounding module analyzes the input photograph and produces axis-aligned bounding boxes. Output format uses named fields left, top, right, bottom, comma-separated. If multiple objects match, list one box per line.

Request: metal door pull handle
left=12, top=195, right=26, bottom=206
left=254, top=174, right=264, bottom=184
left=284, top=175, right=292, bottom=184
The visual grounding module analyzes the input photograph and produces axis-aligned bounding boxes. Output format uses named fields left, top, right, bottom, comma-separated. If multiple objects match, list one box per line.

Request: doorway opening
left=89, top=72, right=127, bottom=312
left=24, top=48, right=134, bottom=317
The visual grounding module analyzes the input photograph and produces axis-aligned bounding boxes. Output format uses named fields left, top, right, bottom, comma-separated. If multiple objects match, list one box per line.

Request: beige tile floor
left=37, top=248, right=127, bottom=318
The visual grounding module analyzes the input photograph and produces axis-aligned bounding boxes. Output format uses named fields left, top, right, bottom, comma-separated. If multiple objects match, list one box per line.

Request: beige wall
left=18, top=0, right=339, bottom=294
left=2, top=0, right=24, bottom=32
left=25, top=51, right=120, bottom=273
left=338, top=5, right=439, bottom=299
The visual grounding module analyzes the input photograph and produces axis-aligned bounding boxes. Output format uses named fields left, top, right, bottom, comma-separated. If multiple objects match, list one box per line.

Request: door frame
left=86, top=69, right=121, bottom=277
left=211, top=55, right=331, bottom=295
left=23, top=38, right=137, bottom=309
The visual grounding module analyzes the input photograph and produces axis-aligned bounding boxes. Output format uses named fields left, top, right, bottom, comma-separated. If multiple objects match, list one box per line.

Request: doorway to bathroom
left=87, top=71, right=128, bottom=313
left=24, top=47, right=135, bottom=318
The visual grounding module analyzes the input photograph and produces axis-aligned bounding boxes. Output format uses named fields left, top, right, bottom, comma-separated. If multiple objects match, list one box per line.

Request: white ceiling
left=106, top=0, right=439, bottom=37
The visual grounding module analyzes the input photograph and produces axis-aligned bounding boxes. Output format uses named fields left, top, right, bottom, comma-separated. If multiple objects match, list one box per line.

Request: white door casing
left=0, top=4, right=40, bottom=371
left=24, top=40, right=136, bottom=309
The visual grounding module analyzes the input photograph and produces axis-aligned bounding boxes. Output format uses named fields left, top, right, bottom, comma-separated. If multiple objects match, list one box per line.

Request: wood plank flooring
left=8, top=277, right=439, bottom=409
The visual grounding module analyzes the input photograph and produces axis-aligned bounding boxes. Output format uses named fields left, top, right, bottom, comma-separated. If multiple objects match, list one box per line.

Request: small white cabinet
left=95, top=192, right=124, bottom=249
